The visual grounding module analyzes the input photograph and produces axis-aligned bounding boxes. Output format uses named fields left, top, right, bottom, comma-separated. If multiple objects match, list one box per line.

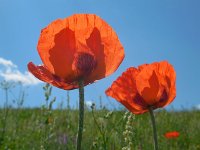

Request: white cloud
left=0, top=57, right=17, bottom=68
left=85, top=100, right=94, bottom=108
left=195, top=104, right=200, bottom=110
left=0, top=57, right=41, bottom=85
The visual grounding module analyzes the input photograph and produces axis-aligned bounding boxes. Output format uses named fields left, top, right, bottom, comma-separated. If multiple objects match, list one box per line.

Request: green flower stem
left=77, top=80, right=85, bottom=150
left=149, top=107, right=158, bottom=150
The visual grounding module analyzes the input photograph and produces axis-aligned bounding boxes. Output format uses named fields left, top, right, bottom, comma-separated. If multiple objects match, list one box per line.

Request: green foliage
left=0, top=82, right=199, bottom=149
left=0, top=108, right=199, bottom=149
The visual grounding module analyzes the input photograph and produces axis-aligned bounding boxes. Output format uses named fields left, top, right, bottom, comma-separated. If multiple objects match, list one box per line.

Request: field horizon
left=0, top=107, right=199, bottom=150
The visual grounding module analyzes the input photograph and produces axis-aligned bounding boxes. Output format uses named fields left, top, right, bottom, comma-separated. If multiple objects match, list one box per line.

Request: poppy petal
left=28, top=62, right=83, bottom=90
left=136, top=64, right=164, bottom=106
left=154, top=61, right=176, bottom=107
left=106, top=67, right=147, bottom=114
left=38, top=20, right=76, bottom=81
left=85, top=16, right=124, bottom=82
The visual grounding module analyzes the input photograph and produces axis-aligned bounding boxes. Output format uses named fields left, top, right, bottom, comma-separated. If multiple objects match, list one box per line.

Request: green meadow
left=0, top=107, right=199, bottom=149
left=0, top=83, right=200, bottom=150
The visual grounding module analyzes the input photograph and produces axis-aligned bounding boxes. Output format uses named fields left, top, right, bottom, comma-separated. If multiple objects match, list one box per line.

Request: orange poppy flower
left=106, top=61, right=176, bottom=114
left=164, top=131, right=180, bottom=139
left=28, top=14, right=124, bottom=90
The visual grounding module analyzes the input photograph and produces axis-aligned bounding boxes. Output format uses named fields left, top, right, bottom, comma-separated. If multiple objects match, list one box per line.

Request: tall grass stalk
left=0, top=86, right=8, bottom=147
left=122, top=112, right=135, bottom=150
left=0, top=81, right=14, bottom=147
left=91, top=105, right=107, bottom=149
left=67, top=91, right=70, bottom=110
left=41, top=83, right=56, bottom=149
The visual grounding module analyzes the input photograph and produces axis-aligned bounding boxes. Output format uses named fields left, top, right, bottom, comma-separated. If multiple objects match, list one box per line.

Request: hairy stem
left=77, top=80, right=84, bottom=150
left=149, top=107, right=158, bottom=150
left=0, top=87, right=9, bottom=147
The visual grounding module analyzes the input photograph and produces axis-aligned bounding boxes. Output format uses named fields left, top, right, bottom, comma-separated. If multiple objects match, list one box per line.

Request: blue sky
left=0, top=0, right=200, bottom=110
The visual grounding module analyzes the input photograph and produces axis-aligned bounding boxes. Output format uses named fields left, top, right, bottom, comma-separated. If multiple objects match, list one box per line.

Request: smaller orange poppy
left=105, top=61, right=176, bottom=114
left=164, top=131, right=180, bottom=139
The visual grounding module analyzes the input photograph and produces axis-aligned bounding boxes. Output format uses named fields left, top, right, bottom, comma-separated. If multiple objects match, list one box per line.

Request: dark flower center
left=72, top=52, right=97, bottom=79
left=159, top=89, right=168, bottom=103
left=134, top=93, right=148, bottom=108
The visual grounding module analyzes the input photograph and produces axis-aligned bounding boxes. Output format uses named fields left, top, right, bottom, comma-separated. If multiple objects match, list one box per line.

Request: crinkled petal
left=86, top=16, right=125, bottom=82
left=154, top=61, right=176, bottom=107
left=106, top=67, right=147, bottom=114
left=136, top=64, right=164, bottom=106
left=27, top=62, right=90, bottom=90
left=38, top=19, right=76, bottom=81
left=136, top=61, right=176, bottom=108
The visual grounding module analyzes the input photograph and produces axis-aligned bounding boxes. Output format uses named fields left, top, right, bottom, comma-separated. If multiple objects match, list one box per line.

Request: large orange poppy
left=106, top=61, right=176, bottom=114
left=28, top=14, right=124, bottom=90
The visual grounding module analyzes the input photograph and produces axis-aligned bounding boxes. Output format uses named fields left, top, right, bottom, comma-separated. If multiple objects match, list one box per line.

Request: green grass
left=0, top=108, right=199, bottom=150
